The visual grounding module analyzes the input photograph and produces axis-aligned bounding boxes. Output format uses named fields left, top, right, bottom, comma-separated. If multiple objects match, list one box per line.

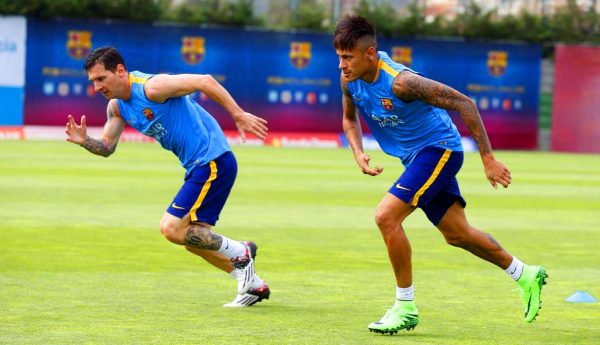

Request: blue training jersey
left=346, top=51, right=463, bottom=166
left=117, top=71, right=231, bottom=174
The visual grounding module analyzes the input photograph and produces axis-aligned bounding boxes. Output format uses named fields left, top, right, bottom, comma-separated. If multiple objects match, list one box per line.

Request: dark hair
left=333, top=15, right=377, bottom=51
left=84, top=46, right=126, bottom=72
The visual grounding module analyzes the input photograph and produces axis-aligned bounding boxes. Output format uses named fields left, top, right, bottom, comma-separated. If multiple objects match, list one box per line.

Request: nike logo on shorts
left=171, top=203, right=186, bottom=210
left=395, top=184, right=412, bottom=191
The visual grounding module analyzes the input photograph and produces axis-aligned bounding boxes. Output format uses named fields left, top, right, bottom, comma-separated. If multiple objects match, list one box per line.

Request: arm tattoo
left=457, top=102, right=493, bottom=156
left=394, top=73, right=492, bottom=156
left=82, top=137, right=116, bottom=157
left=184, top=224, right=223, bottom=250
left=81, top=102, right=118, bottom=157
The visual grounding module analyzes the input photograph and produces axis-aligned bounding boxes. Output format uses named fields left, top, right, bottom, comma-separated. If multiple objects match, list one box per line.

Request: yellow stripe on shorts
left=190, top=160, right=218, bottom=222
left=410, top=149, right=452, bottom=206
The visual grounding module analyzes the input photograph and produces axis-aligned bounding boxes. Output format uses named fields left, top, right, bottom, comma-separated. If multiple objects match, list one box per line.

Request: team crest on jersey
left=181, top=36, right=205, bottom=65
left=66, top=30, right=92, bottom=60
left=290, top=42, right=311, bottom=69
left=392, top=46, right=412, bottom=66
left=381, top=98, right=394, bottom=111
left=487, top=51, right=508, bottom=77
left=142, top=108, right=154, bottom=121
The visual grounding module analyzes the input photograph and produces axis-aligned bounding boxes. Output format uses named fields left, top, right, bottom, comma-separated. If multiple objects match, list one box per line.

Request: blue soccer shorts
left=388, top=146, right=467, bottom=225
left=166, top=151, right=237, bottom=226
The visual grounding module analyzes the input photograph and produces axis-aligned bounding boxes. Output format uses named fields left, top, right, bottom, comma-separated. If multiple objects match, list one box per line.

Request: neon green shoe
left=368, top=300, right=419, bottom=335
left=517, top=265, right=548, bottom=323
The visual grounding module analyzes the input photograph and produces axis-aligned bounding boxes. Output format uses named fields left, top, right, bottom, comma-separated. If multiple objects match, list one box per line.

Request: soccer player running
left=65, top=46, right=269, bottom=307
left=333, top=15, right=547, bottom=334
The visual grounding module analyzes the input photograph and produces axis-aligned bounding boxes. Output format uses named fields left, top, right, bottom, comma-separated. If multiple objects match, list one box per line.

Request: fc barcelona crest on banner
left=392, top=46, right=412, bottom=66
left=488, top=51, right=508, bottom=77
left=381, top=98, right=394, bottom=111
left=181, top=36, right=205, bottom=65
left=290, top=42, right=311, bottom=69
left=66, top=30, right=92, bottom=60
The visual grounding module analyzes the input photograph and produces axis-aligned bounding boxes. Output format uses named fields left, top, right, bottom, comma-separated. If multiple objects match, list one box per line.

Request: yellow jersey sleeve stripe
left=410, top=149, right=452, bottom=206
left=372, top=59, right=383, bottom=82
left=128, top=73, right=148, bottom=85
left=190, top=160, right=218, bottom=222
left=380, top=61, right=399, bottom=78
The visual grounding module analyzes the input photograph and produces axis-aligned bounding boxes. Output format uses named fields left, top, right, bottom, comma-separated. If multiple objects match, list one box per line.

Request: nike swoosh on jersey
left=171, top=203, right=186, bottom=210
left=395, top=184, right=412, bottom=191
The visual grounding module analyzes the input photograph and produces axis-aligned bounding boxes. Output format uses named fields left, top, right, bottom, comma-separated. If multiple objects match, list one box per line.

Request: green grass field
left=1, top=140, right=599, bottom=344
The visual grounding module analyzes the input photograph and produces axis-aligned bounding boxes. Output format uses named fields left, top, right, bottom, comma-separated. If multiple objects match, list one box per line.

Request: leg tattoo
left=184, top=224, right=223, bottom=250
left=486, top=233, right=504, bottom=250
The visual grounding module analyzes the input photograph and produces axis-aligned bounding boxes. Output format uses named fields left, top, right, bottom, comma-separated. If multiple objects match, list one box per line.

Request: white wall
left=0, top=16, right=27, bottom=125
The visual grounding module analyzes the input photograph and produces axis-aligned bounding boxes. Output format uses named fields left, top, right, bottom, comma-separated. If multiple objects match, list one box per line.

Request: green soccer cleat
left=368, top=300, right=419, bottom=335
left=517, top=265, right=548, bottom=323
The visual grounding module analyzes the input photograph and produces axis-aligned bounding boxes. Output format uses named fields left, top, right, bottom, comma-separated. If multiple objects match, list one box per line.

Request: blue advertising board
left=24, top=18, right=540, bottom=148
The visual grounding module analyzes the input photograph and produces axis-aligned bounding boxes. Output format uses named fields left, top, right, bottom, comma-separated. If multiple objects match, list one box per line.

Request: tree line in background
left=2, top=0, right=599, bottom=51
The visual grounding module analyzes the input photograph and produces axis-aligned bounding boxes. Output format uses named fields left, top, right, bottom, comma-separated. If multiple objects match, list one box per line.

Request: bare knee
left=375, top=208, right=402, bottom=235
left=159, top=218, right=185, bottom=245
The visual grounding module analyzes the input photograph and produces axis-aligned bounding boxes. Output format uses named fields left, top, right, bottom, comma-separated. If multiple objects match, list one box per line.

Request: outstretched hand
left=65, top=114, right=87, bottom=145
left=355, top=152, right=383, bottom=176
left=234, top=112, right=268, bottom=142
left=484, top=158, right=511, bottom=189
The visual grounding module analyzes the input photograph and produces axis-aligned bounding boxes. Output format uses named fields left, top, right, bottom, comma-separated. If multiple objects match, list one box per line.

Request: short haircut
left=333, top=15, right=377, bottom=51
left=83, top=46, right=126, bottom=72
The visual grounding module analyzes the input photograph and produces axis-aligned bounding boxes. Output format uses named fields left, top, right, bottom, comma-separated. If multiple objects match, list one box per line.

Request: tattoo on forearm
left=184, top=224, right=223, bottom=250
left=82, top=101, right=118, bottom=157
left=82, top=137, right=116, bottom=157
left=459, top=105, right=492, bottom=156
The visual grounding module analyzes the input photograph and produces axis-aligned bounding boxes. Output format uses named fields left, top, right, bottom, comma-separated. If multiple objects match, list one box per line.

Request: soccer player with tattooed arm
left=65, top=46, right=270, bottom=307
left=333, top=15, right=547, bottom=334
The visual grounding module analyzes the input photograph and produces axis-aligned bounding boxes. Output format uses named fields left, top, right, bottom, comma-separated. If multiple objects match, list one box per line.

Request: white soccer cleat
left=231, top=247, right=256, bottom=294
left=223, top=282, right=270, bottom=308
left=223, top=293, right=259, bottom=308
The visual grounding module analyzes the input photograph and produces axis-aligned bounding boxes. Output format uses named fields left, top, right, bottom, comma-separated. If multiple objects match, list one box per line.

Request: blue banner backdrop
left=24, top=18, right=540, bottom=149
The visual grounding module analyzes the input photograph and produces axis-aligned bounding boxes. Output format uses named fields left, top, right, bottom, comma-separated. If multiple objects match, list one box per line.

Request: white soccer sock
left=250, top=274, right=264, bottom=288
left=229, top=271, right=264, bottom=286
left=218, top=236, right=246, bottom=259
left=395, top=284, right=415, bottom=301
left=505, top=256, right=525, bottom=281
